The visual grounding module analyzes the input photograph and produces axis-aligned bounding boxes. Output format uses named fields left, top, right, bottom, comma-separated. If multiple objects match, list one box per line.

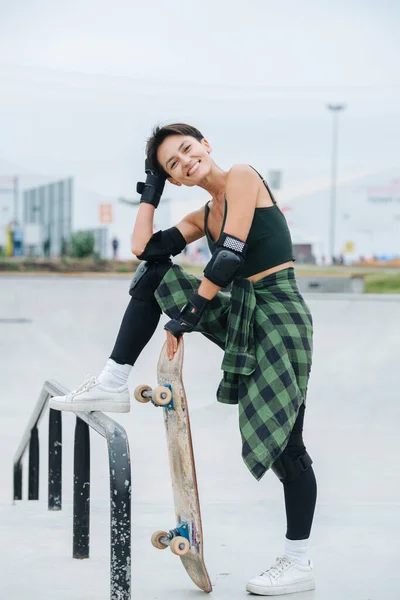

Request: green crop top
left=204, top=167, right=294, bottom=278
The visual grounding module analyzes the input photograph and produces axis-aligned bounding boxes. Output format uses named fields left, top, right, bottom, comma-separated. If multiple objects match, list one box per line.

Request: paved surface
left=1, top=275, right=399, bottom=599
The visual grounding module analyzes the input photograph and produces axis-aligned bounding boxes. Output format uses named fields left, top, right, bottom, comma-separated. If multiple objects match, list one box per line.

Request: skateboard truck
left=151, top=522, right=191, bottom=556
left=134, top=383, right=174, bottom=410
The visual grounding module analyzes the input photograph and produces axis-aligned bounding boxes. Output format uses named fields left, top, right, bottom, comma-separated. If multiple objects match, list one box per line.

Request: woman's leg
left=49, top=261, right=172, bottom=412
left=106, top=260, right=172, bottom=367
left=281, top=405, right=317, bottom=547
left=96, top=293, right=162, bottom=388
left=109, top=290, right=162, bottom=367
left=246, top=404, right=316, bottom=595
left=105, top=259, right=229, bottom=380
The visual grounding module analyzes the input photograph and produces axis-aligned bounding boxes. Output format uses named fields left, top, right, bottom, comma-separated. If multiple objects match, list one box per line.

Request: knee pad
left=272, top=450, right=313, bottom=484
left=129, top=260, right=171, bottom=299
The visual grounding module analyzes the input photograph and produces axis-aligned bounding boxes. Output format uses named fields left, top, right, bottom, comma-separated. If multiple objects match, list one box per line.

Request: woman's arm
left=165, top=166, right=259, bottom=354
left=176, top=207, right=223, bottom=299
left=175, top=206, right=206, bottom=244
left=131, top=203, right=206, bottom=257
left=223, top=164, right=258, bottom=240
left=131, top=203, right=156, bottom=256
left=198, top=164, right=259, bottom=299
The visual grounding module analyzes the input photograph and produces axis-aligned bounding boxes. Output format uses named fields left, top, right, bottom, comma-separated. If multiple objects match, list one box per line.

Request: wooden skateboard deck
left=135, top=338, right=212, bottom=593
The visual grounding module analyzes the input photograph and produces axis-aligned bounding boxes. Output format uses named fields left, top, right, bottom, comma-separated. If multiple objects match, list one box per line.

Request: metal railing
left=13, top=379, right=131, bottom=600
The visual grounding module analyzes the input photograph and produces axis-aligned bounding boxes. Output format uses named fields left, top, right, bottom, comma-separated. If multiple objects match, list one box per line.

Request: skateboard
left=134, top=338, right=212, bottom=593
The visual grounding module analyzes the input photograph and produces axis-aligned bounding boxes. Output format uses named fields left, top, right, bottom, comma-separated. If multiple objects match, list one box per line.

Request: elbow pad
left=136, top=226, right=187, bottom=262
left=203, top=233, right=248, bottom=287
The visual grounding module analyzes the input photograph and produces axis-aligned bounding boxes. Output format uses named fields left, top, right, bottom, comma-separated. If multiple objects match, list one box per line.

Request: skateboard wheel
left=152, top=386, right=172, bottom=406
left=170, top=536, right=190, bottom=556
left=151, top=530, right=169, bottom=550
left=134, top=384, right=152, bottom=403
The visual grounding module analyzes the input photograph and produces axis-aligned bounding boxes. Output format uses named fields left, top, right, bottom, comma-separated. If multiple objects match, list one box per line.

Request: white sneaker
left=246, top=556, right=315, bottom=596
left=49, top=376, right=131, bottom=413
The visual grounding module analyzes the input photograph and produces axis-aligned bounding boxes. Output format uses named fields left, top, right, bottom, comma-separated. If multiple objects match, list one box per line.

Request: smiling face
left=156, top=135, right=213, bottom=187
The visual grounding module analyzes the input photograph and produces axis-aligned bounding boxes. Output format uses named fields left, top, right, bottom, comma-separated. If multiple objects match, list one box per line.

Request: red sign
left=99, top=204, right=113, bottom=224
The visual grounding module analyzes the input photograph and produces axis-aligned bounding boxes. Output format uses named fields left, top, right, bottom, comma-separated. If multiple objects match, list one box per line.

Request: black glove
left=164, top=293, right=209, bottom=338
left=136, top=159, right=168, bottom=209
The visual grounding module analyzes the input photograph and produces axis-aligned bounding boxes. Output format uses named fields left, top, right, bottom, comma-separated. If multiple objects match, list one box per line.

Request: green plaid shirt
left=155, top=266, right=313, bottom=480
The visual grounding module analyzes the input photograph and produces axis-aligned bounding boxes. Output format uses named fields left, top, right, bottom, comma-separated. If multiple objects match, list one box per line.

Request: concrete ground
left=1, top=275, right=399, bottom=600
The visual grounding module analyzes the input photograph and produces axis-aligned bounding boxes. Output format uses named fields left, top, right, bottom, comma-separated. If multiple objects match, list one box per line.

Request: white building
left=276, top=170, right=400, bottom=263
left=3, top=156, right=400, bottom=264
left=68, top=169, right=400, bottom=263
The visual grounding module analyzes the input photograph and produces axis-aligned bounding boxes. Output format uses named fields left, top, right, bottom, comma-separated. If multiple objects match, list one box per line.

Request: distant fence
left=13, top=380, right=131, bottom=600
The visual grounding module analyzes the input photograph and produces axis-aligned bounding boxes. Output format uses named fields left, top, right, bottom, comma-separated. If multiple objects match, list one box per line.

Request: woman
left=50, top=123, right=317, bottom=596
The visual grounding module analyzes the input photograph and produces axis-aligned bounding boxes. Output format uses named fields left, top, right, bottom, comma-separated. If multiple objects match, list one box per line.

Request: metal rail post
left=28, top=426, right=39, bottom=500
left=48, top=408, right=62, bottom=510
left=108, top=431, right=131, bottom=598
left=13, top=381, right=132, bottom=599
left=73, top=417, right=90, bottom=559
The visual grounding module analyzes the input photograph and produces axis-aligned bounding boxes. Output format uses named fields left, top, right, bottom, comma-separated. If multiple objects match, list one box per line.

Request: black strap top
left=204, top=167, right=294, bottom=277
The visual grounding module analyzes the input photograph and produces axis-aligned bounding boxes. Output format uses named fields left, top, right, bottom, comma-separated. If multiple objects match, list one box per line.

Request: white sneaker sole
left=246, top=578, right=315, bottom=596
left=49, top=398, right=131, bottom=413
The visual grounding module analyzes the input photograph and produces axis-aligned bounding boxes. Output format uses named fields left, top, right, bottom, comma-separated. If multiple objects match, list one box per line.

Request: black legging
left=110, top=263, right=317, bottom=541
left=110, top=262, right=167, bottom=366
left=282, top=404, right=317, bottom=540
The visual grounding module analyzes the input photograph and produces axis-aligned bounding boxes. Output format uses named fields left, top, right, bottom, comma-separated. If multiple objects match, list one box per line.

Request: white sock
left=98, top=359, right=132, bottom=388
left=284, top=537, right=310, bottom=567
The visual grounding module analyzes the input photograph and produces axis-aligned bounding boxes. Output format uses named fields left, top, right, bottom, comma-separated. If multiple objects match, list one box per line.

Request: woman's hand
left=164, top=291, right=213, bottom=360
left=166, top=329, right=179, bottom=360
left=164, top=292, right=210, bottom=360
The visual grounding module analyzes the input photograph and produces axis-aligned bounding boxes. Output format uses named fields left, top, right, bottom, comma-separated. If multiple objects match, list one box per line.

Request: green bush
left=116, top=265, right=131, bottom=273
left=364, top=273, right=400, bottom=294
left=70, top=232, right=95, bottom=258
left=0, top=260, right=19, bottom=271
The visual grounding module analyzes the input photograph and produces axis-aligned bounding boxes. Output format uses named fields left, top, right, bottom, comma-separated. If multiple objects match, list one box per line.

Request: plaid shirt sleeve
left=155, top=265, right=313, bottom=480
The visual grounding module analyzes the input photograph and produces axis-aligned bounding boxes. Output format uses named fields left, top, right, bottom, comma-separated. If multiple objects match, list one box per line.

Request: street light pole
left=327, top=103, right=346, bottom=263
left=13, top=176, right=19, bottom=223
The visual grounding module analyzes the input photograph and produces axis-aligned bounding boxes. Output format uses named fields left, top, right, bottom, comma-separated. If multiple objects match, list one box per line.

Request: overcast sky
left=0, top=0, right=399, bottom=199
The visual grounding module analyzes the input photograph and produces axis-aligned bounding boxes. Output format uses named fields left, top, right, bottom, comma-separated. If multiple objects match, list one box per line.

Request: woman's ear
left=201, top=138, right=212, bottom=154
left=167, top=177, right=182, bottom=187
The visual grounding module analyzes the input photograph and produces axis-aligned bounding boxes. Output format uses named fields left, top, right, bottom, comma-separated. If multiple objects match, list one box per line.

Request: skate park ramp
left=1, top=275, right=399, bottom=599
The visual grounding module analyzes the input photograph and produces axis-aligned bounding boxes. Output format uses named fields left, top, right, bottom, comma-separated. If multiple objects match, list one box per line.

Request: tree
left=70, top=231, right=95, bottom=258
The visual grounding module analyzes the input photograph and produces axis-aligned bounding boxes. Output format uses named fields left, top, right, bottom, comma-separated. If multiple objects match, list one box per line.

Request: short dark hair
left=146, top=123, right=204, bottom=175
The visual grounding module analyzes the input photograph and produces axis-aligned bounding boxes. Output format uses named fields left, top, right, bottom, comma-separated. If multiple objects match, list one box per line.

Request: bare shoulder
left=228, top=164, right=257, bottom=177
left=226, top=164, right=259, bottom=198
